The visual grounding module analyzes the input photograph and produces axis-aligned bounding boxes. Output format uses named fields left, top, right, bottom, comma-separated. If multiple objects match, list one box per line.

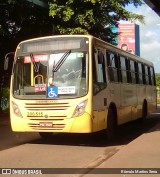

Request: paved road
left=0, top=113, right=159, bottom=151
left=0, top=109, right=159, bottom=176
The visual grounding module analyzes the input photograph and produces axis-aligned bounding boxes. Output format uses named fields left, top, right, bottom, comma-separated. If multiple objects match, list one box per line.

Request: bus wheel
left=39, top=132, right=53, bottom=139
left=106, top=108, right=117, bottom=140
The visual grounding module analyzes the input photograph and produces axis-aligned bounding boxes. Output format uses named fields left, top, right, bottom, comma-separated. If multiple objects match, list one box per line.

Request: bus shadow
left=29, top=116, right=160, bottom=147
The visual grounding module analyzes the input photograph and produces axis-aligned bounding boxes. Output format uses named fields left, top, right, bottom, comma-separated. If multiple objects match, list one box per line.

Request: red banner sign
left=24, top=55, right=48, bottom=63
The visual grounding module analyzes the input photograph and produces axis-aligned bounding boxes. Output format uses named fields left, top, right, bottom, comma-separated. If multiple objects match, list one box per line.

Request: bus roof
left=17, top=34, right=153, bottom=67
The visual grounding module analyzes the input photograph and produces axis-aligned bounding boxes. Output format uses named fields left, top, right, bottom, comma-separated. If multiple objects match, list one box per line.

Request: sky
left=126, top=2, right=160, bottom=73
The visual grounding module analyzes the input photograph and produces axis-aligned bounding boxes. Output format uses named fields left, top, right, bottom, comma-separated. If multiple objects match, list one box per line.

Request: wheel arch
left=107, top=102, right=118, bottom=125
left=142, top=99, right=148, bottom=117
left=106, top=102, right=118, bottom=140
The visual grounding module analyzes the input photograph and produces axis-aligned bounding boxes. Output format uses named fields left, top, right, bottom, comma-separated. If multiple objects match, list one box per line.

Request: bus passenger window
left=138, top=63, right=143, bottom=84
left=145, top=65, right=149, bottom=85
left=134, top=62, right=139, bottom=84
left=129, top=60, right=136, bottom=84
left=148, top=67, right=152, bottom=85
left=106, top=52, right=118, bottom=82
left=93, top=48, right=107, bottom=95
left=125, top=59, right=130, bottom=83
left=120, top=56, right=127, bottom=83
left=142, top=64, right=146, bottom=84
left=150, top=67, right=156, bottom=86
left=97, top=52, right=106, bottom=83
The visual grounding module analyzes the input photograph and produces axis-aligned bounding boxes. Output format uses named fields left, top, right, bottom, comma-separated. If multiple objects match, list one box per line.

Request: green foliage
left=1, top=87, right=9, bottom=112
left=49, top=0, right=144, bottom=43
left=155, top=74, right=160, bottom=88
left=2, top=87, right=10, bottom=99
left=0, top=0, right=53, bottom=86
left=0, top=0, right=145, bottom=111
left=156, top=74, right=160, bottom=103
left=0, top=0, right=53, bottom=111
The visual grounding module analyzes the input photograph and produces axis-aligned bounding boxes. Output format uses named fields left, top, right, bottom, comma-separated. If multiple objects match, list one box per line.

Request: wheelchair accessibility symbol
left=47, top=86, right=58, bottom=98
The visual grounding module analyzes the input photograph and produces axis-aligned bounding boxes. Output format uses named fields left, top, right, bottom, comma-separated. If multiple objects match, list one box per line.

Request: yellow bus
left=6, top=35, right=157, bottom=139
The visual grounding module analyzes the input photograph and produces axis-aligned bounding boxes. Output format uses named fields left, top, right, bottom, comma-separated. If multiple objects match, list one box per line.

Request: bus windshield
left=13, top=51, right=88, bottom=99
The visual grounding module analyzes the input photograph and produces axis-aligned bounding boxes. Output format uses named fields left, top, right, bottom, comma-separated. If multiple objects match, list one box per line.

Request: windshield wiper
left=30, top=53, right=40, bottom=72
left=52, top=50, right=71, bottom=72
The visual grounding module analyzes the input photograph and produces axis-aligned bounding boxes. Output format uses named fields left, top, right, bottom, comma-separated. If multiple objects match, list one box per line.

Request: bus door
left=92, top=47, right=107, bottom=132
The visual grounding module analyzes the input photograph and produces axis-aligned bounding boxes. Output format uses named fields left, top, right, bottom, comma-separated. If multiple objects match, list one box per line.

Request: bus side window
left=125, top=58, right=130, bottom=83
left=148, top=67, right=152, bottom=85
left=129, top=60, right=136, bottom=84
left=119, top=56, right=127, bottom=83
left=138, top=63, right=143, bottom=84
left=93, top=48, right=97, bottom=82
left=150, top=67, right=156, bottom=86
left=97, top=51, right=106, bottom=83
left=134, top=62, right=139, bottom=84
left=93, top=47, right=107, bottom=95
left=106, top=51, right=118, bottom=82
left=142, top=64, right=146, bottom=85
left=145, top=65, right=149, bottom=85
left=153, top=68, right=156, bottom=86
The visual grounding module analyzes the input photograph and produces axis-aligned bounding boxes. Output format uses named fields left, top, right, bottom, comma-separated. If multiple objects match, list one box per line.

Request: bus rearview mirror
left=4, top=52, right=15, bottom=70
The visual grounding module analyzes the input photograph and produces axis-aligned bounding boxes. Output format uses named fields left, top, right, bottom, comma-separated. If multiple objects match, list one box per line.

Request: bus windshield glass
left=13, top=51, right=88, bottom=99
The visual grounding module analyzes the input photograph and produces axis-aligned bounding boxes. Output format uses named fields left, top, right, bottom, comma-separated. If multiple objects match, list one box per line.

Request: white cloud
left=141, top=40, right=160, bottom=72
left=141, top=41, right=160, bottom=59
left=145, top=31, right=157, bottom=38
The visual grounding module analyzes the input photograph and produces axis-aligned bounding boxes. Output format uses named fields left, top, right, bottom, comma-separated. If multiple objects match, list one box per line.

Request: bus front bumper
left=10, top=112, right=93, bottom=133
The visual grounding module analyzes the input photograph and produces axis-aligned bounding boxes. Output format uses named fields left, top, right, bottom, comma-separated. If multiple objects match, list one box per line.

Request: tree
left=49, top=0, right=144, bottom=43
left=0, top=0, right=145, bottom=112
left=0, top=0, right=53, bottom=46
left=0, top=0, right=53, bottom=112
left=156, top=74, right=160, bottom=88
left=156, top=73, right=160, bottom=102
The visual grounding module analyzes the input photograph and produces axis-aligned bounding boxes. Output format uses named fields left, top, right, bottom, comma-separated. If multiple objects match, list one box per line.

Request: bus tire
left=39, top=132, right=53, bottom=139
left=106, top=107, right=117, bottom=140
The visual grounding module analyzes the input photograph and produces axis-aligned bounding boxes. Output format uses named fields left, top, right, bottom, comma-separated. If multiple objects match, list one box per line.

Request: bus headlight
left=12, top=101, right=23, bottom=118
left=72, top=100, right=87, bottom=117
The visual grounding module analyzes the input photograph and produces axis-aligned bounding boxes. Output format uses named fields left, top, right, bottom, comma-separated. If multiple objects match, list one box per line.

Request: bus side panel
left=93, top=83, right=122, bottom=132
left=93, top=88, right=108, bottom=132
left=147, top=85, right=157, bottom=114
left=120, top=83, right=137, bottom=123
left=137, top=85, right=146, bottom=104
left=69, top=113, right=92, bottom=133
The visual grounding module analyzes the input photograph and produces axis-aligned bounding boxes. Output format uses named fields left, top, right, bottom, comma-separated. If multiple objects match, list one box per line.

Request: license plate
left=27, top=112, right=43, bottom=117
left=39, top=122, right=53, bottom=127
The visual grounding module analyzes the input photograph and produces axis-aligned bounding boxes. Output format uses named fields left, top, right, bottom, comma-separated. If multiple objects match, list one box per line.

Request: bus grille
left=25, top=102, right=70, bottom=120
left=25, top=102, right=69, bottom=110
